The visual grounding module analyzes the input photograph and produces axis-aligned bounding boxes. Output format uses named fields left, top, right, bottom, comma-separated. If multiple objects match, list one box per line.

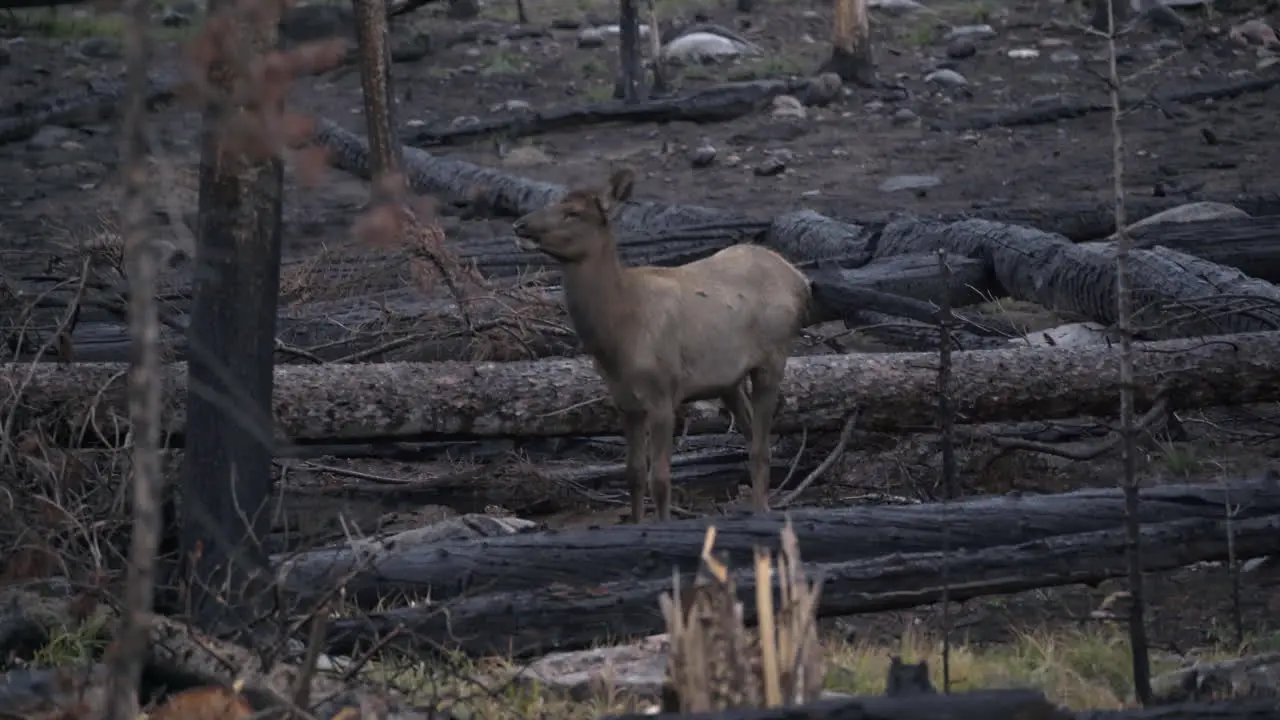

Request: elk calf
left=511, top=168, right=811, bottom=523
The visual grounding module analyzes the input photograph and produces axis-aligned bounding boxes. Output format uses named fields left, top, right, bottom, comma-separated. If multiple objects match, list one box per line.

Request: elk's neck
left=560, top=247, right=630, bottom=356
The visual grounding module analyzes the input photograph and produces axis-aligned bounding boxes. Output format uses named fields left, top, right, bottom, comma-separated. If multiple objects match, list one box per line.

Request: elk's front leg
left=646, top=406, right=677, bottom=522
left=621, top=410, right=650, bottom=523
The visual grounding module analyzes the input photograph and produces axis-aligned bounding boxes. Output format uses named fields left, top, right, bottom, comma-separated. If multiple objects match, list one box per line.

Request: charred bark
left=12, top=330, right=1280, bottom=447
left=320, top=513, right=1280, bottom=658
left=177, top=0, right=284, bottom=634
left=608, top=691, right=1061, bottom=720
left=276, top=478, right=1280, bottom=607
left=873, top=217, right=1280, bottom=339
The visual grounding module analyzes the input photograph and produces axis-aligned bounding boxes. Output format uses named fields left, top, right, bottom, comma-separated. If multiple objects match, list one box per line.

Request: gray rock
left=28, top=126, right=78, bottom=151
left=78, top=37, right=121, bottom=59
left=925, top=68, right=968, bottom=87
left=891, top=108, right=918, bottom=125
left=690, top=145, right=718, bottom=168
left=754, top=156, right=787, bottom=177
left=880, top=174, right=941, bottom=192
left=868, top=0, right=926, bottom=13
left=770, top=95, right=806, bottom=120
left=159, top=8, right=191, bottom=27
left=576, top=28, right=606, bottom=48
left=492, top=99, right=534, bottom=113
left=1050, top=49, right=1081, bottom=63
left=947, top=39, right=977, bottom=59
left=944, top=24, right=996, bottom=41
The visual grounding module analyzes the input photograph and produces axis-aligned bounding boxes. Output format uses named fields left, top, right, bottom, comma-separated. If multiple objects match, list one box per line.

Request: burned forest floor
left=3, top=0, right=1280, bottom=708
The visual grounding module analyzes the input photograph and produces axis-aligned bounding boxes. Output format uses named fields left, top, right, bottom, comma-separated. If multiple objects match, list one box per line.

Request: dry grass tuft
left=661, top=519, right=825, bottom=711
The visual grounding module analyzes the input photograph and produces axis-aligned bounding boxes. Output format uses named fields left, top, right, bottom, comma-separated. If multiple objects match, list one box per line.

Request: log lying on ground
left=317, top=120, right=1280, bottom=336
left=933, top=70, right=1280, bottom=132
left=11, top=329, right=1280, bottom=446
left=278, top=478, right=1280, bottom=608
left=874, top=217, right=1280, bottom=339
left=606, top=695, right=1280, bottom=720
left=7, top=251, right=995, bottom=363
left=404, top=77, right=841, bottom=148
left=1112, top=213, right=1280, bottom=285
left=606, top=690, right=1064, bottom=720
left=321, top=513, right=1280, bottom=658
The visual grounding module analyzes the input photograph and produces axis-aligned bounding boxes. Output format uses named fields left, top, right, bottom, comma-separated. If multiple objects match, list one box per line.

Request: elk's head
left=511, top=168, right=635, bottom=263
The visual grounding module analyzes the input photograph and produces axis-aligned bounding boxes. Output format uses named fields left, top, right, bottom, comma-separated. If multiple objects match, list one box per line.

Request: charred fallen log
left=1113, top=214, right=1280, bottom=285
left=934, top=70, right=1280, bottom=132
left=316, top=120, right=1280, bottom=336
left=276, top=478, right=1280, bottom=607
left=320, top=513, right=1280, bottom=658
left=403, top=77, right=841, bottom=148
left=874, top=218, right=1280, bottom=339
left=604, top=695, right=1280, bottom=720
left=10, top=330, right=1280, bottom=445
left=605, top=690, right=1063, bottom=720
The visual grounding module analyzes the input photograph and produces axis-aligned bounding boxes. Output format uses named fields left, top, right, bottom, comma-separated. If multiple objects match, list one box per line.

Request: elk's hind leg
left=621, top=410, right=650, bottom=523
left=746, top=360, right=785, bottom=513
left=645, top=405, right=677, bottom=522
left=720, top=381, right=754, bottom=440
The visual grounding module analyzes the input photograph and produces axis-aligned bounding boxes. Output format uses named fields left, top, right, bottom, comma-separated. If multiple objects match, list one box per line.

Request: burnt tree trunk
left=821, top=0, right=874, bottom=87
left=614, top=0, right=643, bottom=102
left=12, top=330, right=1280, bottom=447
left=320, top=514, right=1280, bottom=658
left=352, top=0, right=402, bottom=182
left=275, top=478, right=1280, bottom=607
left=176, top=0, right=284, bottom=635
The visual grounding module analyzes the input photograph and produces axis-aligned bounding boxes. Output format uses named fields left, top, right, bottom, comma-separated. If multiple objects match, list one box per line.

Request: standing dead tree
left=104, top=0, right=161, bottom=716
left=821, top=0, right=874, bottom=86
left=615, top=0, right=644, bottom=102
left=178, top=0, right=292, bottom=636
left=1103, top=0, right=1152, bottom=704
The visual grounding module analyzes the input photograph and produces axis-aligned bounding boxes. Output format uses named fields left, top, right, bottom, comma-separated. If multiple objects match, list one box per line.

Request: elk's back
left=631, top=244, right=810, bottom=400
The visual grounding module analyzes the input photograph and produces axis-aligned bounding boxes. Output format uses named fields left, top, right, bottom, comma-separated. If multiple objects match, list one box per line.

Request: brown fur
left=511, top=168, right=812, bottom=522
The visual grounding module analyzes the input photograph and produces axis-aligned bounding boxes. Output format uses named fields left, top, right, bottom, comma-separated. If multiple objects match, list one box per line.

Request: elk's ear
left=606, top=168, right=636, bottom=206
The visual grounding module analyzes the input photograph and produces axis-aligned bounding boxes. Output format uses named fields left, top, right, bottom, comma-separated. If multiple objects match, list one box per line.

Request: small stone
left=925, top=68, right=968, bottom=87
left=1260, top=56, right=1280, bottom=70
left=492, top=99, right=533, bottom=113
left=754, top=156, right=786, bottom=177
left=879, top=174, right=941, bottom=192
left=1049, top=49, right=1080, bottom=63
left=501, top=145, right=551, bottom=168
left=770, top=95, right=806, bottom=120
left=78, top=37, right=121, bottom=59
left=577, top=28, right=606, bottom=48
left=868, top=0, right=926, bottom=14
left=1038, top=37, right=1070, bottom=48
left=891, top=108, right=918, bottom=125
left=28, top=126, right=77, bottom=151
left=449, top=115, right=481, bottom=129
left=946, top=39, right=976, bottom=59
left=944, top=24, right=996, bottom=41
left=724, top=154, right=742, bottom=167
left=1007, top=47, right=1040, bottom=59
left=160, top=9, right=191, bottom=26
left=690, top=145, right=717, bottom=168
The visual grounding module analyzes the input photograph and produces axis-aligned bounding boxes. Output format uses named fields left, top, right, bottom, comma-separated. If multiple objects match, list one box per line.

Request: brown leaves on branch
left=178, top=0, right=344, bottom=187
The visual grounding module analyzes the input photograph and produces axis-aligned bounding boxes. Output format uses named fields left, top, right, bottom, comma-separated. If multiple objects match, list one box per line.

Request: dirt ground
left=3, top=0, right=1280, bottom=674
